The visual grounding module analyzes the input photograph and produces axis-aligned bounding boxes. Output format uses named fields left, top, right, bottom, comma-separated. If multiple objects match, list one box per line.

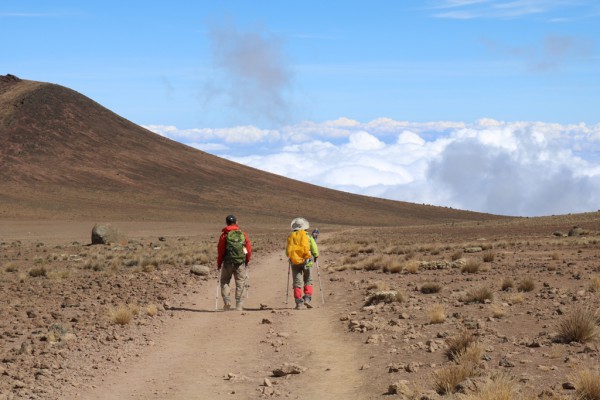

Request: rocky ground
left=0, top=216, right=599, bottom=399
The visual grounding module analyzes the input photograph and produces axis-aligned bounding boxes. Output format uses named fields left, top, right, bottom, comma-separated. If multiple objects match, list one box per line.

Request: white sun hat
left=291, top=217, right=309, bottom=231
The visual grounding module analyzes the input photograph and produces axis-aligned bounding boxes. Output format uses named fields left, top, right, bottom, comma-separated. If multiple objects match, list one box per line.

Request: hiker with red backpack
left=286, top=217, right=319, bottom=310
left=217, top=215, right=252, bottom=311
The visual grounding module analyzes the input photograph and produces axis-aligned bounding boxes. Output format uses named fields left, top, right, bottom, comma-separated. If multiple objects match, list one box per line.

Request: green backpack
left=225, top=230, right=246, bottom=264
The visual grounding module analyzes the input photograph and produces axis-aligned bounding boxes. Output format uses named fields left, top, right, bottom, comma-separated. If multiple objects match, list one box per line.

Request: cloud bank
left=146, top=118, right=600, bottom=217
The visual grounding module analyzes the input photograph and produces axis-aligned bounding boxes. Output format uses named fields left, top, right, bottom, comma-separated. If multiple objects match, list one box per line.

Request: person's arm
left=216, top=233, right=226, bottom=268
left=309, top=236, right=319, bottom=260
left=243, top=231, right=252, bottom=265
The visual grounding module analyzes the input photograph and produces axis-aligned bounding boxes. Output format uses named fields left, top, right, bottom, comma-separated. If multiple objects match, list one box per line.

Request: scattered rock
left=464, top=247, right=483, bottom=253
left=263, top=378, right=272, bottom=387
left=272, top=363, right=307, bottom=377
left=387, top=380, right=412, bottom=396
left=562, top=382, right=576, bottom=390
left=190, top=265, right=210, bottom=276
left=91, top=223, right=126, bottom=245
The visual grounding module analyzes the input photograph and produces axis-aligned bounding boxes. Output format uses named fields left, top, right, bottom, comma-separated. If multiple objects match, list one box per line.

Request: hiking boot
left=294, top=299, right=303, bottom=310
left=235, top=302, right=243, bottom=311
left=303, top=295, right=313, bottom=309
left=223, top=304, right=232, bottom=311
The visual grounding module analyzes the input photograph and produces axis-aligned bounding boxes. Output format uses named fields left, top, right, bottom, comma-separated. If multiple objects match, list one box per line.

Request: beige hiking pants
left=220, top=260, right=246, bottom=305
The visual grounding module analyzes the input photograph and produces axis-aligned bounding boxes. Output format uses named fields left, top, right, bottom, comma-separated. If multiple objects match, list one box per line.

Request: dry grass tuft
left=382, top=259, right=404, bottom=274
left=109, top=305, right=135, bottom=325
left=433, top=362, right=479, bottom=395
left=501, top=277, right=514, bottom=291
left=517, top=277, right=535, bottom=292
left=590, top=276, right=600, bottom=293
left=366, top=281, right=389, bottom=291
left=427, top=304, right=446, bottom=324
left=573, top=369, right=600, bottom=400
left=446, top=331, right=477, bottom=361
left=509, top=293, right=525, bottom=304
left=461, top=259, right=481, bottom=273
left=557, top=307, right=598, bottom=343
left=460, top=373, right=519, bottom=400
left=405, top=260, right=419, bottom=274
left=28, top=266, right=47, bottom=277
left=482, top=251, right=495, bottom=262
left=463, top=286, right=493, bottom=304
left=420, top=282, right=442, bottom=294
left=491, top=304, right=507, bottom=319
left=451, top=250, right=463, bottom=261
left=146, top=304, right=158, bottom=317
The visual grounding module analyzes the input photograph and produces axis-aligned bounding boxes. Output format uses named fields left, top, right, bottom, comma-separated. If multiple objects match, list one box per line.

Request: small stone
left=272, top=363, right=307, bottom=377
left=562, top=382, right=576, bottom=390
left=261, top=318, right=272, bottom=324
left=263, top=378, right=272, bottom=387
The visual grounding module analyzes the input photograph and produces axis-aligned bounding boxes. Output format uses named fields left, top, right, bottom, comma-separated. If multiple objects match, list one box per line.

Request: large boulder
left=91, top=223, right=125, bottom=245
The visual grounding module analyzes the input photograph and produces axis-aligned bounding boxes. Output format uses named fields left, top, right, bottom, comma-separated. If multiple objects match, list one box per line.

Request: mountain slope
left=0, top=75, right=503, bottom=225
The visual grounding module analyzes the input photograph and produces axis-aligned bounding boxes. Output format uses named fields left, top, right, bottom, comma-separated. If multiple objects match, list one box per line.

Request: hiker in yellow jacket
left=286, top=217, right=319, bottom=310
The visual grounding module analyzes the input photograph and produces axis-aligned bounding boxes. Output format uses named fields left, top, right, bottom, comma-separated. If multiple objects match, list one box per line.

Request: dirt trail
left=73, top=252, right=366, bottom=400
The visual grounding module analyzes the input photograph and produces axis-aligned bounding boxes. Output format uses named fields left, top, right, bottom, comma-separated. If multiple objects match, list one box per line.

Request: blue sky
left=2, top=1, right=600, bottom=216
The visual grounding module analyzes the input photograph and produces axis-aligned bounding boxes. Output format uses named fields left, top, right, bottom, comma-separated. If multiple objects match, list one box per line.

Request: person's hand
left=314, top=256, right=318, bottom=262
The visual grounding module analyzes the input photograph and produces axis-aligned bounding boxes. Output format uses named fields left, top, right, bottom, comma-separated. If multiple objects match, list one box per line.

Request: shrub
left=433, top=363, right=478, bottom=395
left=5, top=264, right=18, bottom=273
left=109, top=305, right=134, bottom=325
left=382, top=259, right=403, bottom=274
left=463, top=287, right=493, bottom=304
left=517, top=277, right=535, bottom=292
left=146, top=304, right=158, bottom=317
left=446, top=331, right=477, bottom=361
left=590, top=276, right=600, bottom=293
left=366, top=281, right=389, bottom=291
left=509, top=293, right=525, bottom=304
left=460, top=373, right=519, bottom=400
left=482, top=251, right=495, bottom=262
left=28, top=267, right=47, bottom=277
left=573, top=369, right=600, bottom=400
left=427, top=304, right=446, bottom=324
left=461, top=259, right=480, bottom=273
left=491, top=304, right=507, bottom=319
left=420, top=282, right=442, bottom=294
left=451, top=250, right=463, bottom=261
left=405, top=260, right=419, bottom=274
left=501, top=278, right=514, bottom=291
left=557, top=307, right=598, bottom=343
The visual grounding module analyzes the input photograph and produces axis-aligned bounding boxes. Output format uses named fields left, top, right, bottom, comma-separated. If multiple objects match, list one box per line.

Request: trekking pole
left=316, top=260, right=325, bottom=305
left=285, top=261, right=291, bottom=304
left=244, top=263, right=249, bottom=300
left=215, top=267, right=222, bottom=311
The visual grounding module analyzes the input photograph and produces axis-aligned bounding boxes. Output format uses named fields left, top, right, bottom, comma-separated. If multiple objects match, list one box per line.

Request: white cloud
left=153, top=118, right=600, bottom=217
left=144, top=124, right=279, bottom=144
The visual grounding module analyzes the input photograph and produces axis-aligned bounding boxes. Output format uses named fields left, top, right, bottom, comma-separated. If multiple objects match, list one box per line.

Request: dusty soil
left=1, top=216, right=599, bottom=399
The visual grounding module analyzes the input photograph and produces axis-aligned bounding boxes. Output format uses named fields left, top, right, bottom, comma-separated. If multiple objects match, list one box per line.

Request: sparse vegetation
left=482, top=251, right=495, bottom=262
left=461, top=259, right=480, bottom=273
left=501, top=277, right=514, bottom=291
left=590, top=275, right=600, bottom=293
left=557, top=307, right=598, bottom=343
left=420, top=282, right=442, bottom=294
left=109, top=305, right=135, bottom=325
left=28, top=266, right=47, bottom=277
left=405, top=260, right=419, bottom=274
left=427, top=304, right=446, bottom=324
left=517, top=277, right=535, bottom=292
left=463, top=286, right=493, bottom=304
left=573, top=369, right=600, bottom=400
left=445, top=331, right=477, bottom=361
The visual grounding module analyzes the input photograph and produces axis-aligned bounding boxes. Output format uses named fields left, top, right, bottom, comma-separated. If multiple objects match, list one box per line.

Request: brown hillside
left=0, top=75, right=504, bottom=225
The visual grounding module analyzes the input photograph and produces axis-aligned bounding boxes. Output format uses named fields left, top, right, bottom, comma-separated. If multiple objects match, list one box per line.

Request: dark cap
left=225, top=215, right=237, bottom=225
